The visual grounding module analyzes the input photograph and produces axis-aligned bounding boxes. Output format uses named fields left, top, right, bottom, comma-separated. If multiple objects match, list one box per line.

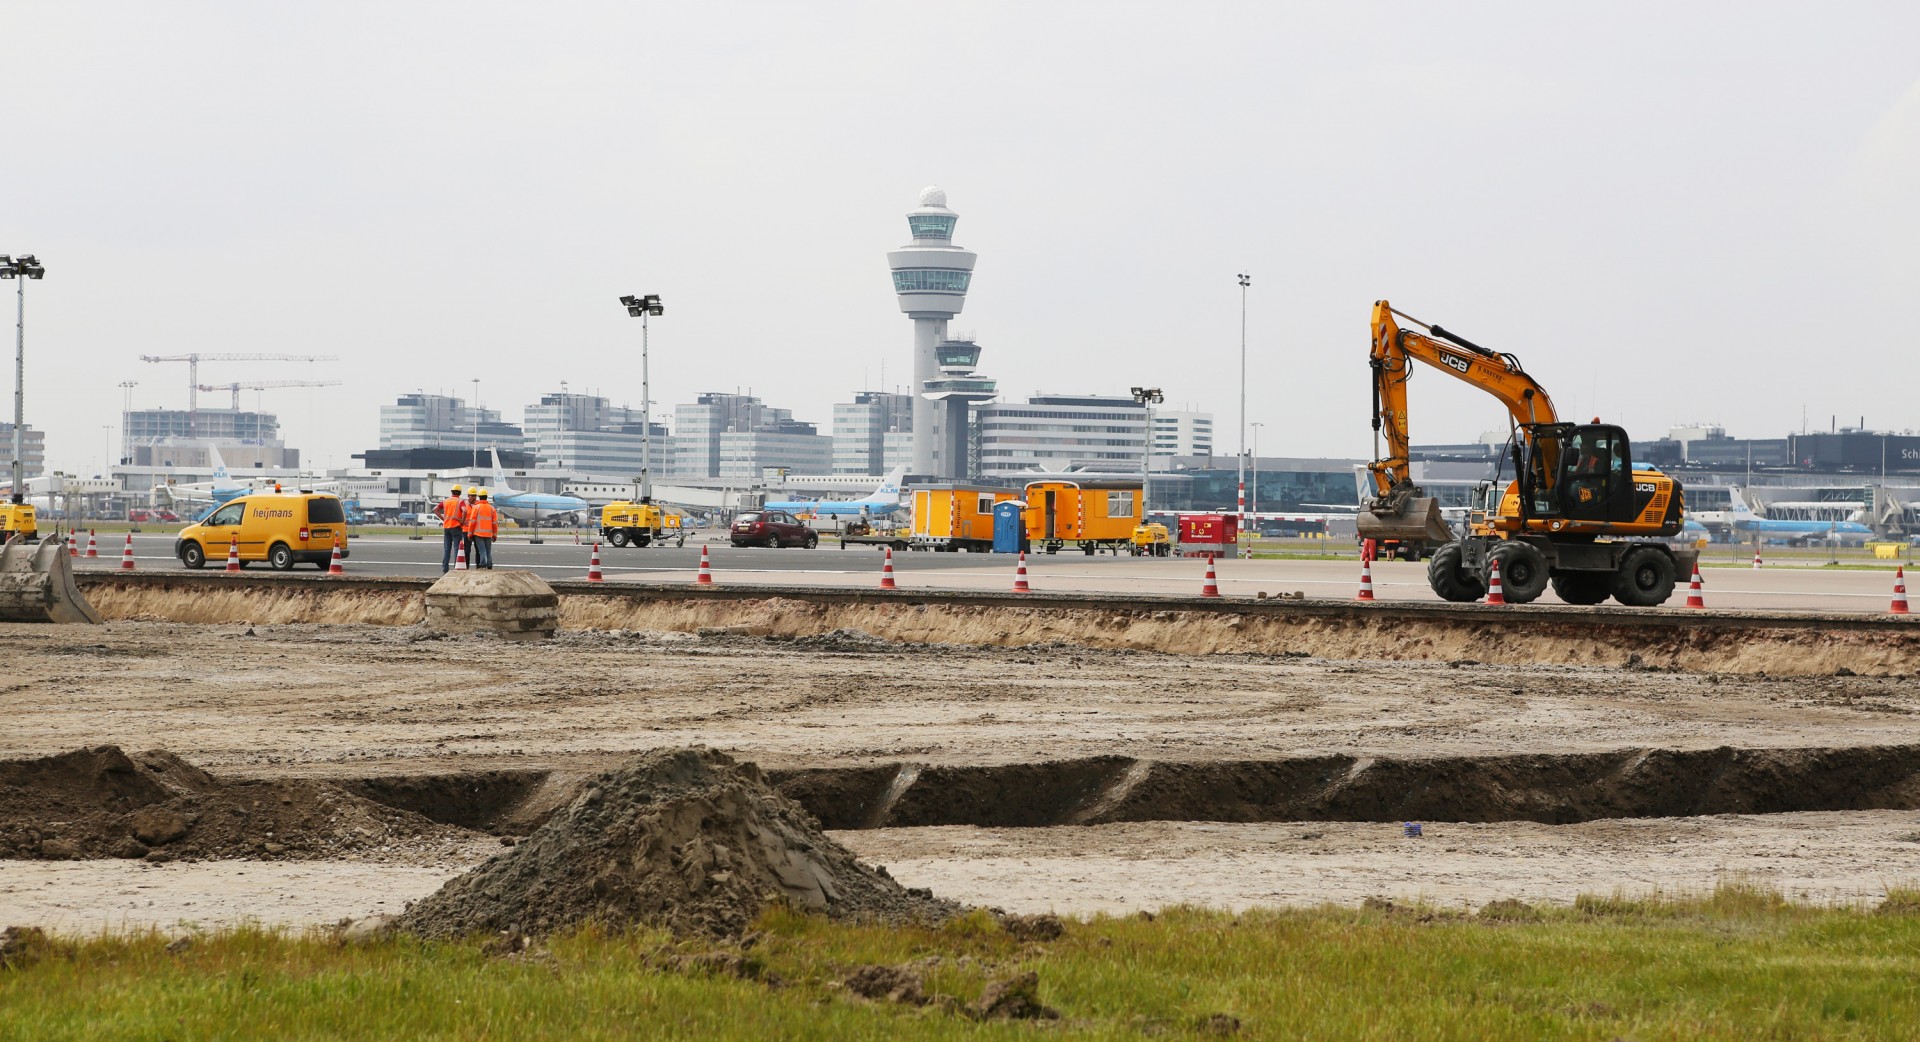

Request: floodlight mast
left=1131, top=385, right=1164, bottom=515
left=618, top=294, right=664, bottom=501
left=2, top=255, right=47, bottom=505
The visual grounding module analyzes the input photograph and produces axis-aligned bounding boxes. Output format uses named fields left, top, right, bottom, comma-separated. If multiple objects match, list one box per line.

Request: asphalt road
left=65, top=530, right=1917, bottom=613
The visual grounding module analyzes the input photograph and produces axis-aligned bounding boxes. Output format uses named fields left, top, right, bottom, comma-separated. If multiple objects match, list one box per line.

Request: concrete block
left=424, top=570, right=559, bottom=640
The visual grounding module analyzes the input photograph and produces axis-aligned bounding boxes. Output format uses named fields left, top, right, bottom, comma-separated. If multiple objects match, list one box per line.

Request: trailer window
left=1108, top=492, right=1135, bottom=518
left=976, top=494, right=996, bottom=514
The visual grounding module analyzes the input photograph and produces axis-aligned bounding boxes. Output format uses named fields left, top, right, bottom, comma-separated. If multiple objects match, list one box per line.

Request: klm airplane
left=489, top=448, right=591, bottom=524
left=764, top=466, right=908, bottom=518
left=1727, top=486, right=1871, bottom=542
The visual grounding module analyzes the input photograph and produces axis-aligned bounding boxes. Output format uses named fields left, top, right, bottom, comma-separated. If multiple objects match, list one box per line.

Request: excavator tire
left=1549, top=571, right=1612, bottom=605
left=1487, top=541, right=1550, bottom=604
left=1611, top=546, right=1676, bottom=607
left=1426, top=542, right=1486, bottom=603
left=0, top=537, right=103, bottom=624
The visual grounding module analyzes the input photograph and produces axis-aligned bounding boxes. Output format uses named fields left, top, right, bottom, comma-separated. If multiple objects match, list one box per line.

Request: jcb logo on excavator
left=1438, top=351, right=1471, bottom=375
left=1635, top=483, right=1657, bottom=493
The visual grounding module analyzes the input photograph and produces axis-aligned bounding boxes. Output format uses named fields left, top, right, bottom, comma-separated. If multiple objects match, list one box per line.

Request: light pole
left=1236, top=273, right=1249, bottom=520
left=1131, top=386, right=1164, bottom=516
left=618, top=294, right=664, bottom=501
left=470, top=378, right=480, bottom=473
left=117, top=381, right=137, bottom=464
left=1249, top=421, right=1263, bottom=515
left=2, top=255, right=46, bottom=505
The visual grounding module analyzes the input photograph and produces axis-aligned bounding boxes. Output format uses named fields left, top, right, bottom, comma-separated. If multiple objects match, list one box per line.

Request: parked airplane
left=154, top=447, right=342, bottom=519
left=764, top=466, right=909, bottom=518
left=1727, top=486, right=1872, bottom=542
left=489, top=448, right=591, bottom=524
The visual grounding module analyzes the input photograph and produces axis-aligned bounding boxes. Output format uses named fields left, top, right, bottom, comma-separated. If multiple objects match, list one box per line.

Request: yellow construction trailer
left=1023, top=480, right=1143, bottom=555
left=910, top=485, right=1017, bottom=552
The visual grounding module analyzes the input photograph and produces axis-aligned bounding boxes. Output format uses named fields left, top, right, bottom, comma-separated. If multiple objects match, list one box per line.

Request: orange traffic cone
left=879, top=547, right=897, bottom=589
left=1200, top=553, right=1222, bottom=598
left=1486, top=558, right=1507, bottom=605
left=587, top=542, right=604, bottom=583
left=86, top=529, right=98, bottom=557
left=225, top=536, right=241, bottom=571
left=1685, top=565, right=1705, bottom=608
left=1752, top=547, right=1763, bottom=569
left=119, top=533, right=136, bottom=571
left=1892, top=567, right=1910, bottom=615
left=696, top=544, right=713, bottom=585
left=1356, top=553, right=1376, bottom=601
left=454, top=542, right=468, bottom=571
left=1012, top=551, right=1031, bottom=593
left=329, top=537, right=345, bottom=575
left=68, top=533, right=77, bottom=557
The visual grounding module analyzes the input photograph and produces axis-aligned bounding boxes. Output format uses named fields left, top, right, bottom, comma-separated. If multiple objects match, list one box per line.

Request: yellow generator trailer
left=0, top=502, right=38, bottom=543
left=1023, top=480, right=1144, bottom=555
left=599, top=501, right=687, bottom=547
left=910, top=485, right=1016, bottom=552
left=1130, top=522, right=1172, bottom=557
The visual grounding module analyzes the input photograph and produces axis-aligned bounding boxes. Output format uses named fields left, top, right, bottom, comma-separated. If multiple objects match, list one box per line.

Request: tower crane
left=196, top=380, right=343, bottom=411
left=138, top=354, right=339, bottom=437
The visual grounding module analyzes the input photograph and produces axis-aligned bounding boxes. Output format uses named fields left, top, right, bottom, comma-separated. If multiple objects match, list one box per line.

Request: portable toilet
left=992, top=500, right=1028, bottom=554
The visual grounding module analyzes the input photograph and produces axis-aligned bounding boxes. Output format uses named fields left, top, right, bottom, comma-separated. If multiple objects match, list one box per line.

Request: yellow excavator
left=1357, top=300, right=1695, bottom=606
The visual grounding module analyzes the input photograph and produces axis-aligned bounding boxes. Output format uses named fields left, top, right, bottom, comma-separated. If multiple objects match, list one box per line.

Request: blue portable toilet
left=992, top=500, right=1028, bottom=554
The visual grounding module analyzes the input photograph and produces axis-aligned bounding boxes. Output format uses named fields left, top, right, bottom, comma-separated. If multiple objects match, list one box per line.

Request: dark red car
left=730, top=510, right=818, bottom=549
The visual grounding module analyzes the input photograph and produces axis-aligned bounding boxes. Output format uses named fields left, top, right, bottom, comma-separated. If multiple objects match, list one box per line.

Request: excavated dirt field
left=4, top=618, right=1920, bottom=931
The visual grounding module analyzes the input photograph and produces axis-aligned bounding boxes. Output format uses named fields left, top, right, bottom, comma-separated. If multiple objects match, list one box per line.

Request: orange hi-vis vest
left=441, top=496, right=467, bottom=529
left=469, top=501, right=499, bottom=540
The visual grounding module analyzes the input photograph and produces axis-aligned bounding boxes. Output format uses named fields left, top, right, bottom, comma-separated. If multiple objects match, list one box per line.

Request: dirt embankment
left=76, top=581, right=1920, bottom=675
left=399, top=748, right=958, bottom=938
left=87, top=581, right=423, bottom=627
left=0, top=746, right=469, bottom=862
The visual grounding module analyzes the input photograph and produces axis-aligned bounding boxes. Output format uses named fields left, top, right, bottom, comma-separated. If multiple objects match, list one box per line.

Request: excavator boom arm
left=1367, top=300, right=1558, bottom=496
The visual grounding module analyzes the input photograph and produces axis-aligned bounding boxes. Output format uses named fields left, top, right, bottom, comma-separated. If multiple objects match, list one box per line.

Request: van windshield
left=307, top=498, right=346, bottom=524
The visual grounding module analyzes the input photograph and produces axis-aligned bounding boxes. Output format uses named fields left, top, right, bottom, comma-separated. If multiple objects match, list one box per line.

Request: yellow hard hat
left=450, top=485, right=462, bottom=493
left=478, top=488, right=490, bottom=499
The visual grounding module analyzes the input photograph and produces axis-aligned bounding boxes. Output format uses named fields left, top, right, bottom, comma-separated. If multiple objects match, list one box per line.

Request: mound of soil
left=0, top=745, right=464, bottom=861
left=399, top=747, right=960, bottom=938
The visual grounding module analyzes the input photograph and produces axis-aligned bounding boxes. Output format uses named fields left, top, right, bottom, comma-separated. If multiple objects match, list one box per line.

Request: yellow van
left=175, top=492, right=350, bottom=570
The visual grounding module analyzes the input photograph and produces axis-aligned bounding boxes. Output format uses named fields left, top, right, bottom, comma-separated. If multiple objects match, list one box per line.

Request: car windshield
left=737, top=513, right=763, bottom=524
left=307, top=498, right=346, bottom=524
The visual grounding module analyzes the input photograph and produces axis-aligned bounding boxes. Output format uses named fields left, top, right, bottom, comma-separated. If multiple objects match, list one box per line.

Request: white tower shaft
left=887, top=186, right=975, bottom=479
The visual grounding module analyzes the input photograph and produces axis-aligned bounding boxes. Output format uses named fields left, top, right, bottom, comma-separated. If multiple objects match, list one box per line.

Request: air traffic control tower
left=887, top=186, right=976, bottom=478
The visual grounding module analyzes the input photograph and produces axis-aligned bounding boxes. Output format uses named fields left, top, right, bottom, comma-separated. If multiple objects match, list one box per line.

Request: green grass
left=9, top=886, right=1920, bottom=1040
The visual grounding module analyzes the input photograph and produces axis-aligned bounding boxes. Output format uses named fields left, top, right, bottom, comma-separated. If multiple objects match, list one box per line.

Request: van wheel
left=268, top=543, right=295, bottom=571
left=180, top=542, right=206, bottom=569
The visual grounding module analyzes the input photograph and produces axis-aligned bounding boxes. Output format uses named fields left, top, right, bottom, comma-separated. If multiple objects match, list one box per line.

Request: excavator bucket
left=1356, top=494, right=1456, bottom=545
left=0, top=537, right=103, bottom=624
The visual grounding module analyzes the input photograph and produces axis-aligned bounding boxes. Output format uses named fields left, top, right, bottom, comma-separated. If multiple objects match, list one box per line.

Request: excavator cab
left=1512, top=423, right=1638, bottom=525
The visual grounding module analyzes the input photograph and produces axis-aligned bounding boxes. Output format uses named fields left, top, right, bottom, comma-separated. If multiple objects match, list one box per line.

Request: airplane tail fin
left=873, top=465, right=908, bottom=500
left=210, top=445, right=231, bottom=486
left=489, top=446, right=513, bottom=495
left=1726, top=486, right=1757, bottom=518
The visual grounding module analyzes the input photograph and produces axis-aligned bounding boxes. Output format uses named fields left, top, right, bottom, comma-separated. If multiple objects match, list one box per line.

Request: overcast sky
left=4, top=2, right=1917, bottom=475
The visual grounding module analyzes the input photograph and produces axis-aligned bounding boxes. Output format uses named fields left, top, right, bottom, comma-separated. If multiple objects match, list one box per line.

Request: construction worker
left=438, top=485, right=467, bottom=572
left=467, top=488, right=499, bottom=569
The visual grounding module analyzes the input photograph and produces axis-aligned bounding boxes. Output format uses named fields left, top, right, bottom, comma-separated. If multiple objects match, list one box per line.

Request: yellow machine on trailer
left=0, top=502, right=37, bottom=543
left=599, top=500, right=687, bottom=547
